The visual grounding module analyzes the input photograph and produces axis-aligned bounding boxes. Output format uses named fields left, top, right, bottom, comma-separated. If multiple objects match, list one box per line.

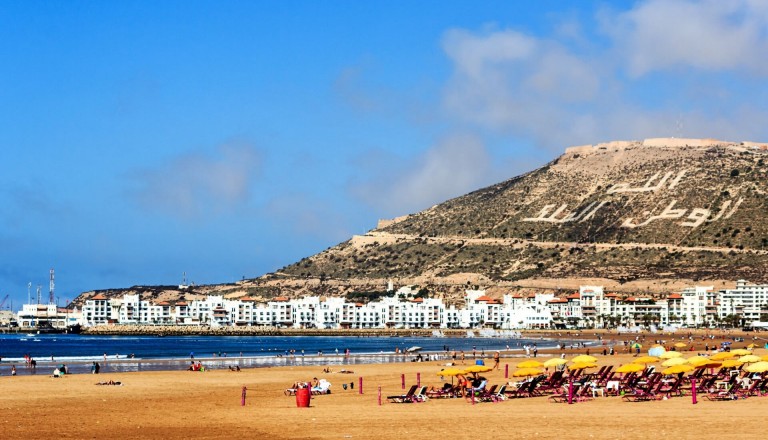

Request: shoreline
left=3, top=341, right=768, bottom=439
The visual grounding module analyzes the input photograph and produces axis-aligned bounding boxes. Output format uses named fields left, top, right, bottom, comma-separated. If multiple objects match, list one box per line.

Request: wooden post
left=504, top=364, right=509, bottom=379
left=378, top=386, right=382, bottom=406
left=417, top=372, right=420, bottom=387
left=401, top=373, right=405, bottom=389
left=359, top=377, right=363, bottom=394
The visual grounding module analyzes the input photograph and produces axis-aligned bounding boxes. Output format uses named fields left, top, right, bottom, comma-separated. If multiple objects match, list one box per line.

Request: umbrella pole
left=417, top=372, right=420, bottom=388
left=401, top=373, right=405, bottom=390
left=504, top=364, right=508, bottom=379
left=568, top=377, right=573, bottom=404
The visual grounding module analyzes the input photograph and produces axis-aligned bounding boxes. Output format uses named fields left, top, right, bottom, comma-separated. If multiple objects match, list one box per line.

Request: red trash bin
left=295, top=387, right=311, bottom=407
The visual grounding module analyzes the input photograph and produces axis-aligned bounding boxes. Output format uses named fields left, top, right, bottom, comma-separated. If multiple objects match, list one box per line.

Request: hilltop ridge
left=71, top=138, right=768, bottom=307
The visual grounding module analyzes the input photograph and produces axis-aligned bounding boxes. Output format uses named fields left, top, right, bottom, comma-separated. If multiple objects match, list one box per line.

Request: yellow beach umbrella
left=436, top=368, right=466, bottom=377
left=674, top=342, right=687, bottom=348
left=569, top=362, right=598, bottom=370
left=464, top=365, right=493, bottom=373
left=543, top=358, right=568, bottom=368
left=747, top=343, right=757, bottom=349
left=571, top=355, right=598, bottom=363
left=720, top=359, right=743, bottom=368
left=745, top=361, right=768, bottom=373
left=659, top=351, right=683, bottom=359
left=710, top=352, right=735, bottom=361
left=662, top=364, right=694, bottom=375
left=730, top=349, right=752, bottom=356
left=517, top=360, right=544, bottom=369
left=511, top=368, right=544, bottom=377
left=694, top=361, right=722, bottom=370
left=662, top=357, right=687, bottom=367
left=738, top=355, right=762, bottom=364
left=615, top=363, right=645, bottom=373
left=633, top=356, right=659, bottom=364
left=761, top=354, right=768, bottom=362
left=687, top=356, right=712, bottom=367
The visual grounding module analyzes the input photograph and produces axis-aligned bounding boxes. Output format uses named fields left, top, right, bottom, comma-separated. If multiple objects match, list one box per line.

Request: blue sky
left=2, top=0, right=768, bottom=309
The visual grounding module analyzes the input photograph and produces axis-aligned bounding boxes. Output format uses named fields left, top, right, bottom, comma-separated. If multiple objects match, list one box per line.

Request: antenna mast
left=49, top=268, right=55, bottom=304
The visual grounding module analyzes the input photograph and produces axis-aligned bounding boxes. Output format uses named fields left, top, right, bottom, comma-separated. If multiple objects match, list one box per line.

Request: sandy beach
left=2, top=330, right=767, bottom=440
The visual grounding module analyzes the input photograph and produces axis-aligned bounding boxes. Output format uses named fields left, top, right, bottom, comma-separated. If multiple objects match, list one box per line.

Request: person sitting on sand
left=52, top=367, right=61, bottom=378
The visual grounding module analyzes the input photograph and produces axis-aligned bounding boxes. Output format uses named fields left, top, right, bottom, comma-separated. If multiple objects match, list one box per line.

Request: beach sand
left=2, top=332, right=767, bottom=439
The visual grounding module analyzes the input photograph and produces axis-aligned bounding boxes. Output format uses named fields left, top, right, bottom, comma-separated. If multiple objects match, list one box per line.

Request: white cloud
left=441, top=27, right=601, bottom=148
left=440, top=0, right=768, bottom=149
left=350, top=134, right=497, bottom=214
left=130, top=142, right=262, bottom=219
left=602, top=0, right=768, bottom=76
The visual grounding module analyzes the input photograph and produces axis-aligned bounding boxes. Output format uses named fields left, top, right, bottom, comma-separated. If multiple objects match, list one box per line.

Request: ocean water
left=0, top=333, right=591, bottom=376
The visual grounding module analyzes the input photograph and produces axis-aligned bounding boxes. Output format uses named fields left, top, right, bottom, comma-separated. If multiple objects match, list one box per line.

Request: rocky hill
left=72, top=138, right=768, bottom=308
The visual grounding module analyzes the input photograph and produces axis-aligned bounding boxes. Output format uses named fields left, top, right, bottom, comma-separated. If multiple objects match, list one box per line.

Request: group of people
left=188, top=361, right=206, bottom=372
left=51, top=364, right=69, bottom=378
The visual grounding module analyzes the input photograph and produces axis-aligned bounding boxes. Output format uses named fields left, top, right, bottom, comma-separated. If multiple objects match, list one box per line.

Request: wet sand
left=2, top=329, right=766, bottom=439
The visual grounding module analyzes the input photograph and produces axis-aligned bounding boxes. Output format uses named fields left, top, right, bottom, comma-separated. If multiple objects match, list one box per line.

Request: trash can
left=475, top=359, right=485, bottom=366
left=295, top=387, right=311, bottom=407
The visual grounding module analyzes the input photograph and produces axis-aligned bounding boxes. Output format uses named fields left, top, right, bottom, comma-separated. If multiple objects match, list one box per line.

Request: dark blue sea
left=0, top=333, right=591, bottom=376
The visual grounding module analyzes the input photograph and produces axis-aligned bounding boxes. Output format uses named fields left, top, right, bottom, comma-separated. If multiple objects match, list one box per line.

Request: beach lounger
left=387, top=385, right=419, bottom=403
left=426, top=383, right=459, bottom=399
left=547, top=384, right=583, bottom=403
left=704, top=381, right=743, bottom=401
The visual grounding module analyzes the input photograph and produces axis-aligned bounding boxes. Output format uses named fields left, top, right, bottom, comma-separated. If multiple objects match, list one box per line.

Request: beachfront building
left=73, top=279, right=768, bottom=330
left=717, top=279, right=768, bottom=325
left=82, top=294, right=112, bottom=325
left=16, top=302, right=74, bottom=330
left=666, top=286, right=715, bottom=327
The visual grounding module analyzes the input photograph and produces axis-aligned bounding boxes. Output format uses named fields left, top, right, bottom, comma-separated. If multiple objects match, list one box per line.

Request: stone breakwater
left=83, top=325, right=467, bottom=337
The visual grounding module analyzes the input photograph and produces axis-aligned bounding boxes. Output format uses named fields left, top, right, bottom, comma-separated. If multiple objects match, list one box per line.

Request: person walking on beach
left=492, top=351, right=500, bottom=370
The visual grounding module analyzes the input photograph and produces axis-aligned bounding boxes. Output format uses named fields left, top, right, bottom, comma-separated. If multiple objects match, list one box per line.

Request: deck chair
left=426, top=383, right=458, bottom=399
left=387, top=385, right=418, bottom=403
left=413, top=386, right=429, bottom=402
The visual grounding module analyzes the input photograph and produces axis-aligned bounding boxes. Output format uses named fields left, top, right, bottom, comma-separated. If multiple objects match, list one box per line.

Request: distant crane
left=0, top=294, right=8, bottom=309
